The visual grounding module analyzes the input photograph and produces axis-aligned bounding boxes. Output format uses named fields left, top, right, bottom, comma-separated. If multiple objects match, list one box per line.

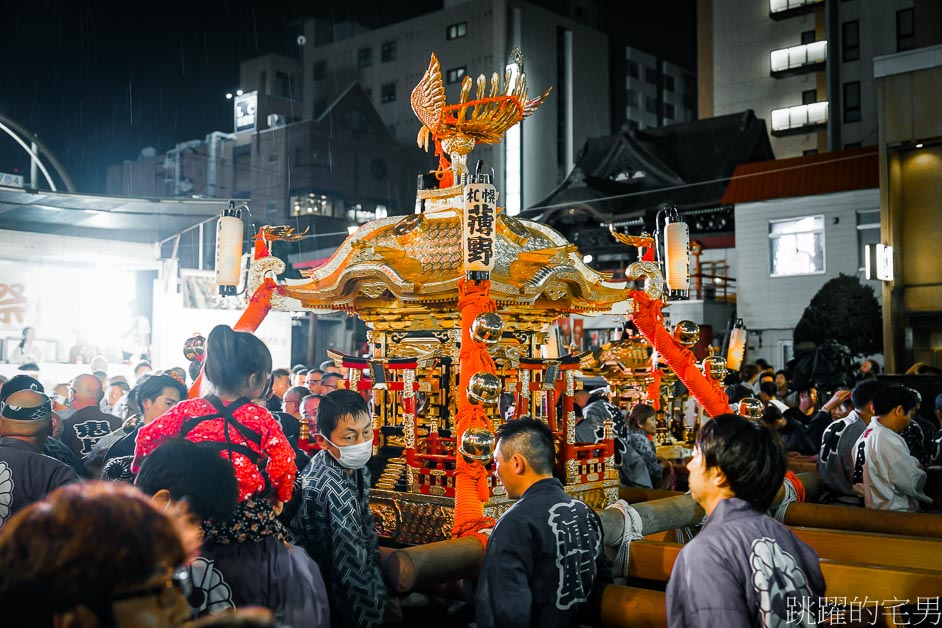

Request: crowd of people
left=0, top=329, right=939, bottom=627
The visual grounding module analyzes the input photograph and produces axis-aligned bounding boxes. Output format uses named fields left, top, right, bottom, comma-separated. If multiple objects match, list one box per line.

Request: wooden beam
left=600, top=585, right=667, bottom=628
left=791, top=527, right=942, bottom=572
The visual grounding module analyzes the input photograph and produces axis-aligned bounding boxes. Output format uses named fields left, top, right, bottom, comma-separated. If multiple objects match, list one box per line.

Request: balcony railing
left=770, top=101, right=829, bottom=135
left=770, top=0, right=823, bottom=19
left=770, top=41, right=827, bottom=75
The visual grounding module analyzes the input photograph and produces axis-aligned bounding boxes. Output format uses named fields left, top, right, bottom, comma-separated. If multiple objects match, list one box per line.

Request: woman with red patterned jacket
left=132, top=324, right=296, bottom=533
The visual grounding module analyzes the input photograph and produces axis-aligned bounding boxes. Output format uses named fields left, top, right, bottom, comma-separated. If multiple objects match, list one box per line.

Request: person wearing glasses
left=0, top=481, right=197, bottom=627
left=305, top=369, right=325, bottom=395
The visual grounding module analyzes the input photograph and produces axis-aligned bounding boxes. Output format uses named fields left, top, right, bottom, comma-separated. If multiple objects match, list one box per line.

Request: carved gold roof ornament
left=412, top=48, right=552, bottom=200
left=247, top=50, right=644, bottom=336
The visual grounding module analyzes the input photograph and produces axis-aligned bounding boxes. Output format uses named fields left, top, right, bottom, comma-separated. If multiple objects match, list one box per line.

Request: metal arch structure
left=0, top=112, right=76, bottom=192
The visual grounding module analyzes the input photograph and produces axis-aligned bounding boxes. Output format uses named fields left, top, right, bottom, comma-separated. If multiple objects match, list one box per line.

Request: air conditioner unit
left=268, top=114, right=285, bottom=128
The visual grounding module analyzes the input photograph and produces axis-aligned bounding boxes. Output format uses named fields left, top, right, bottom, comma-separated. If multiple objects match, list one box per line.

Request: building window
left=645, top=96, right=657, bottom=114
left=312, top=60, right=326, bottom=81
left=802, top=89, right=817, bottom=105
left=357, top=47, right=373, bottom=69
left=446, top=66, right=467, bottom=84
left=856, top=209, right=880, bottom=271
left=292, top=193, right=339, bottom=218
left=275, top=72, right=294, bottom=99
left=447, top=21, right=467, bottom=40
left=842, top=21, right=859, bottom=62
left=664, top=103, right=675, bottom=119
left=381, top=40, right=397, bottom=62
left=381, top=82, right=396, bottom=103
left=626, top=89, right=639, bottom=108
left=801, top=30, right=816, bottom=45
left=627, top=60, right=639, bottom=78
left=645, top=67, right=658, bottom=84
left=843, top=82, right=861, bottom=122
left=663, top=75, right=675, bottom=93
left=769, top=215, right=825, bottom=277
left=897, top=9, right=915, bottom=51
left=343, top=109, right=370, bottom=133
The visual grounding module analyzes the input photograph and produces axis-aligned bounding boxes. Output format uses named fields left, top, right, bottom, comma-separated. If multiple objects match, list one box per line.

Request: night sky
left=0, top=0, right=695, bottom=194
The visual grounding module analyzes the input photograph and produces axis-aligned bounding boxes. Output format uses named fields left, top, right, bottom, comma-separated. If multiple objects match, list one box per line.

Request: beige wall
left=877, top=58, right=942, bottom=371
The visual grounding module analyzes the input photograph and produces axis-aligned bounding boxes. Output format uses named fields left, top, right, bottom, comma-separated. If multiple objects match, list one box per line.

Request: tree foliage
left=793, top=274, right=882, bottom=356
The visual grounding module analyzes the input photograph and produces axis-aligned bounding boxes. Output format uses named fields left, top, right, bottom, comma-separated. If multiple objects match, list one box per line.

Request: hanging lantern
left=726, top=318, right=748, bottom=372
left=215, top=201, right=244, bottom=296
left=661, top=207, right=690, bottom=299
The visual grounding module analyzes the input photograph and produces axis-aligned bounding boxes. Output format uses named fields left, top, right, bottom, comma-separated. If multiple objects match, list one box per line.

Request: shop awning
left=0, top=186, right=244, bottom=244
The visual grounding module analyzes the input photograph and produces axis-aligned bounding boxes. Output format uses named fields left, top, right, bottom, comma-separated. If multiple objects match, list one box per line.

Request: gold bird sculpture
left=411, top=49, right=552, bottom=157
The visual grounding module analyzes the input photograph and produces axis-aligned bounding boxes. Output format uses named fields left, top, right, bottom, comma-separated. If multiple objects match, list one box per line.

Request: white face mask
left=326, top=438, right=372, bottom=469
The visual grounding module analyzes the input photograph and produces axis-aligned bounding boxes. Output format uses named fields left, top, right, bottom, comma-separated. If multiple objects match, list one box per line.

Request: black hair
left=203, top=325, right=272, bottom=398
left=851, top=379, right=882, bottom=409
left=319, top=359, right=336, bottom=371
left=136, top=439, right=239, bottom=523
left=755, top=359, right=772, bottom=370
left=863, top=359, right=881, bottom=375
left=321, top=372, right=343, bottom=382
left=495, top=416, right=555, bottom=476
left=135, top=374, right=187, bottom=409
left=775, top=369, right=787, bottom=377
left=0, top=375, right=44, bottom=403
left=284, top=386, right=310, bottom=402
left=133, top=361, right=152, bottom=375
left=872, top=385, right=921, bottom=417
left=309, top=368, right=326, bottom=376
left=17, top=327, right=33, bottom=351
left=627, top=403, right=655, bottom=429
left=92, top=370, right=108, bottom=381
left=697, top=414, right=786, bottom=511
left=760, top=404, right=783, bottom=428
left=272, top=368, right=291, bottom=379
left=317, top=390, right=369, bottom=437
left=759, top=381, right=778, bottom=397
left=291, top=364, right=307, bottom=374
left=295, top=369, right=308, bottom=377
left=109, top=381, right=131, bottom=393
left=741, top=364, right=760, bottom=381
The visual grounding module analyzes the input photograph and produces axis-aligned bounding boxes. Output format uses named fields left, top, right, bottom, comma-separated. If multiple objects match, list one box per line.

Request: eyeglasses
left=111, top=567, right=191, bottom=608
left=321, top=382, right=338, bottom=390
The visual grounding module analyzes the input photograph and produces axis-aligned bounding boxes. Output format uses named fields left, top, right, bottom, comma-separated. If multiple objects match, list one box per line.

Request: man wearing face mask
left=291, top=389, right=387, bottom=628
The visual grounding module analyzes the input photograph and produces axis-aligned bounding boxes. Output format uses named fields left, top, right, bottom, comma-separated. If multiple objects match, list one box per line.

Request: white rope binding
left=771, top=476, right=798, bottom=523
left=607, top=499, right=644, bottom=578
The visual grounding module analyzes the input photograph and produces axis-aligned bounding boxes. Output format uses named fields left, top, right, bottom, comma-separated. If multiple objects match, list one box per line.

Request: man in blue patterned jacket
left=477, top=416, right=610, bottom=628
left=667, top=414, right=825, bottom=627
left=291, top=389, right=386, bottom=628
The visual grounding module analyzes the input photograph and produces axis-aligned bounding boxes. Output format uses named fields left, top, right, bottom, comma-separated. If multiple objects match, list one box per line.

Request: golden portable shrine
left=227, top=50, right=739, bottom=547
